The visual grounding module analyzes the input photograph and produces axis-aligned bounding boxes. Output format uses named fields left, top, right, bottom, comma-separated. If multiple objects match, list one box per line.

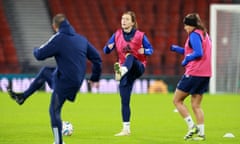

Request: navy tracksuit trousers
left=22, top=66, right=66, bottom=144
left=119, top=55, right=145, bottom=122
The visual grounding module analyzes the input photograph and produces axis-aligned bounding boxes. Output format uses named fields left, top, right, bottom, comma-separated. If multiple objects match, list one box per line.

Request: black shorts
left=177, top=75, right=210, bottom=94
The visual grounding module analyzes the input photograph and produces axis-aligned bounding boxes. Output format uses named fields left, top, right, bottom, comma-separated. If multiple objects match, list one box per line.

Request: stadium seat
left=0, top=0, right=20, bottom=73
left=0, top=44, right=5, bottom=65
left=45, top=0, right=233, bottom=75
left=48, top=0, right=63, bottom=15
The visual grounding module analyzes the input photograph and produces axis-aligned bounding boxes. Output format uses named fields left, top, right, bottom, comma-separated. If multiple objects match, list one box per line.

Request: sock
left=123, top=122, right=130, bottom=131
left=197, top=124, right=205, bottom=136
left=184, top=116, right=195, bottom=130
left=53, top=127, right=60, bottom=144
left=121, top=66, right=128, bottom=76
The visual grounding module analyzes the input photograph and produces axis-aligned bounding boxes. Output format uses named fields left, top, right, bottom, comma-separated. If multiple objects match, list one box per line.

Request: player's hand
left=138, top=45, right=144, bottom=54
left=170, top=45, right=178, bottom=51
left=181, top=55, right=191, bottom=66
left=108, top=43, right=115, bottom=50
left=181, top=59, right=188, bottom=66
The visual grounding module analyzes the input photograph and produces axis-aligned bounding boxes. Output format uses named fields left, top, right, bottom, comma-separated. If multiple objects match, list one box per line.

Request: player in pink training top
left=170, top=13, right=212, bottom=141
left=103, top=11, right=153, bottom=136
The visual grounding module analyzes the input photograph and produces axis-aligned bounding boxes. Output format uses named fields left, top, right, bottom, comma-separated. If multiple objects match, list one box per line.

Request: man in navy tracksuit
left=8, top=14, right=102, bottom=144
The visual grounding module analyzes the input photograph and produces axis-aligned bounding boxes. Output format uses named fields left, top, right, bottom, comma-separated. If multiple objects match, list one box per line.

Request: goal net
left=210, top=4, right=240, bottom=94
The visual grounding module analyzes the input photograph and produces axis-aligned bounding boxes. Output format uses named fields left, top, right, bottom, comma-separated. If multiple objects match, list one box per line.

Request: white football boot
left=114, top=62, right=128, bottom=81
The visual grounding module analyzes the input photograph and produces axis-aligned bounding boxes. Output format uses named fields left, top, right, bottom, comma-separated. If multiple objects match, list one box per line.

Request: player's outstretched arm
left=170, top=45, right=184, bottom=54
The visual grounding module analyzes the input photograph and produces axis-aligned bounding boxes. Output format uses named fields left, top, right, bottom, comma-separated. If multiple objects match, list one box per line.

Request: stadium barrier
left=0, top=74, right=180, bottom=94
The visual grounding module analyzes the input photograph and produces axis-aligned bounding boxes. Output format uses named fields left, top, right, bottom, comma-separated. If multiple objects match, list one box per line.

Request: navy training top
left=33, top=20, right=102, bottom=101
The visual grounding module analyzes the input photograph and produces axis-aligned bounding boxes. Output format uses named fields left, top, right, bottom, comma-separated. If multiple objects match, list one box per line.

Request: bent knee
left=173, top=97, right=183, bottom=106
left=191, top=103, right=201, bottom=110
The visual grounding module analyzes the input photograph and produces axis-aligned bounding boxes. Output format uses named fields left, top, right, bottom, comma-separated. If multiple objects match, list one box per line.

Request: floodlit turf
left=0, top=91, right=239, bottom=144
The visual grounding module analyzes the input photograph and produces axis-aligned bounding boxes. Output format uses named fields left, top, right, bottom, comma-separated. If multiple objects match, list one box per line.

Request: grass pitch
left=0, top=92, right=239, bottom=144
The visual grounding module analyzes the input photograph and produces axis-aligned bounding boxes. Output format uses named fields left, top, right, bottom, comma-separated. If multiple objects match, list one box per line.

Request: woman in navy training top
left=103, top=11, right=153, bottom=136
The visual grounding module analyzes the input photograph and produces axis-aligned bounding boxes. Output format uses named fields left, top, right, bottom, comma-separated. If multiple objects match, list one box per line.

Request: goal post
left=210, top=4, right=240, bottom=94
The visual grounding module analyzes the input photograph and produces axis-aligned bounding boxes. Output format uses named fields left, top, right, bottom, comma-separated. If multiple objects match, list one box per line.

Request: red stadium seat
left=0, top=0, right=20, bottom=73
left=46, top=0, right=233, bottom=75
left=0, top=44, right=5, bottom=65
